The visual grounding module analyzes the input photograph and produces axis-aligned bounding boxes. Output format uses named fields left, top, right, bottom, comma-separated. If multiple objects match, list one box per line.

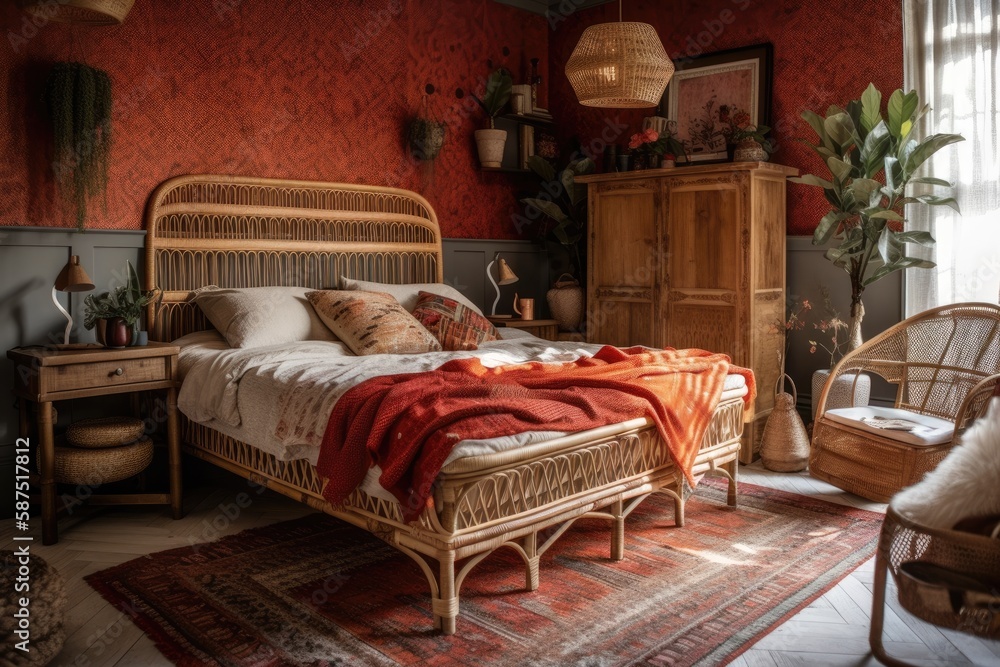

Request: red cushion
left=412, top=291, right=499, bottom=351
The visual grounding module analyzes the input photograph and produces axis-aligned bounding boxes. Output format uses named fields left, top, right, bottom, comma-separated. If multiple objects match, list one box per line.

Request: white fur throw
left=892, top=397, right=1000, bottom=529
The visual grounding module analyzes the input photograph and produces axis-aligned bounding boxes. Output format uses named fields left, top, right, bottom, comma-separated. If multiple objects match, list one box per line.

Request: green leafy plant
left=720, top=104, right=773, bottom=153
left=521, top=155, right=595, bottom=277
left=44, top=62, right=113, bottom=230
left=407, top=117, right=446, bottom=161
left=471, top=68, right=513, bottom=129
left=791, top=84, right=964, bottom=349
left=83, top=261, right=160, bottom=330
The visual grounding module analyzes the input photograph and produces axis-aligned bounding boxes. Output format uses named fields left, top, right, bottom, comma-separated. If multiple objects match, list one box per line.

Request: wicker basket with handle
left=546, top=273, right=585, bottom=332
left=760, top=374, right=810, bottom=472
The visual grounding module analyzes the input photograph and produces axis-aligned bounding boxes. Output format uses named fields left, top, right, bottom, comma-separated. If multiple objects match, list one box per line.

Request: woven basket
left=48, top=437, right=153, bottom=485
left=19, top=0, right=135, bottom=25
left=759, top=374, right=810, bottom=472
left=547, top=273, right=585, bottom=332
left=66, top=417, right=145, bottom=449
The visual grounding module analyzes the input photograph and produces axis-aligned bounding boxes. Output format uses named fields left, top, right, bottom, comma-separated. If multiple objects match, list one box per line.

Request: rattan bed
left=144, top=174, right=747, bottom=634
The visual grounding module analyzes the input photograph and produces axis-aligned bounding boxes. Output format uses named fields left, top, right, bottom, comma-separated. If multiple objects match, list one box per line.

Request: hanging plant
left=43, top=62, right=113, bottom=229
left=407, top=117, right=447, bottom=161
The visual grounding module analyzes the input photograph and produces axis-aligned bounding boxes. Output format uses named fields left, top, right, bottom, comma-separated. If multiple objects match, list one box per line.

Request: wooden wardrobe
left=577, top=162, right=797, bottom=463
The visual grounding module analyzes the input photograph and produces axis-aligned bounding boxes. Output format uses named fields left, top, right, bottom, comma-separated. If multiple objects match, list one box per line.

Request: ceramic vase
left=547, top=274, right=585, bottom=331
left=105, top=317, right=132, bottom=349
left=733, top=137, right=767, bottom=162
left=811, top=369, right=871, bottom=420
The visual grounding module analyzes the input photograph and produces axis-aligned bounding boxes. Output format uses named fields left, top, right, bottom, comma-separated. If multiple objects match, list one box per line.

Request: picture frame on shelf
left=661, top=43, right=773, bottom=164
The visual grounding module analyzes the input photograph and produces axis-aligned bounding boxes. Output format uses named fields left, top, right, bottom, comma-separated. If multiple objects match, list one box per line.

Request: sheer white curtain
left=904, top=0, right=1000, bottom=314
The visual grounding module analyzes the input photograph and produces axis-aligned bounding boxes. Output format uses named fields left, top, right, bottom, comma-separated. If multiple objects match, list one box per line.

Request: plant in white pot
left=471, top=68, right=512, bottom=168
left=791, top=84, right=964, bottom=350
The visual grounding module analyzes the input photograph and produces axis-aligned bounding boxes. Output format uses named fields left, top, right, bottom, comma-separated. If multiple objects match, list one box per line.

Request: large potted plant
left=792, top=84, right=964, bottom=349
left=83, top=261, right=160, bottom=348
left=471, top=68, right=512, bottom=168
left=521, top=155, right=594, bottom=331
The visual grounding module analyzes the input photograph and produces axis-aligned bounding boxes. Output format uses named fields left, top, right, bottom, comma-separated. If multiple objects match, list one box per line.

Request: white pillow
left=193, top=286, right=338, bottom=348
left=340, top=277, right=483, bottom=315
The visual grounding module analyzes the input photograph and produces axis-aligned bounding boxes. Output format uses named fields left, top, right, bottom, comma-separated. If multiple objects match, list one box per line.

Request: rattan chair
left=870, top=507, right=1000, bottom=666
left=811, top=303, right=1000, bottom=501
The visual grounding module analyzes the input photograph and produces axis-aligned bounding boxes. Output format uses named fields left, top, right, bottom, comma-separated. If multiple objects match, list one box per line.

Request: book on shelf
left=518, top=125, right=535, bottom=170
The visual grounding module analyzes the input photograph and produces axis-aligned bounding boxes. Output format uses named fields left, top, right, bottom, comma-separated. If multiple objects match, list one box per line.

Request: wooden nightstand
left=7, top=342, right=182, bottom=545
left=488, top=318, right=560, bottom=341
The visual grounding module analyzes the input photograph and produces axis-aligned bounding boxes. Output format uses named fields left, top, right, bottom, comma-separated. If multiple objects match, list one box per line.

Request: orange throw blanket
left=317, top=346, right=755, bottom=521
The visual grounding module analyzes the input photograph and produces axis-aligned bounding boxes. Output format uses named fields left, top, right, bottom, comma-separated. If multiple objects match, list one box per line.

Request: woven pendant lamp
left=19, top=0, right=135, bottom=25
left=565, top=1, right=674, bottom=108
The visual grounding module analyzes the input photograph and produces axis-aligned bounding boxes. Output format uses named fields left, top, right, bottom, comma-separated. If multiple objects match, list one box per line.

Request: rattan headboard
left=144, top=174, right=443, bottom=342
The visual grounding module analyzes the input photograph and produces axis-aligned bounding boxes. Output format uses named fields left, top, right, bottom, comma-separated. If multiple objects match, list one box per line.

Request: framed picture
left=661, top=44, right=773, bottom=164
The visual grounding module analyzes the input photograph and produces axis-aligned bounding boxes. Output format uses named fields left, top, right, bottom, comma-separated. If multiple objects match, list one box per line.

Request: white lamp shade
left=565, top=22, right=675, bottom=108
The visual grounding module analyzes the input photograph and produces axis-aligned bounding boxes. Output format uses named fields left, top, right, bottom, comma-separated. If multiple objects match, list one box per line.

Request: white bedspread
left=176, top=329, right=747, bottom=500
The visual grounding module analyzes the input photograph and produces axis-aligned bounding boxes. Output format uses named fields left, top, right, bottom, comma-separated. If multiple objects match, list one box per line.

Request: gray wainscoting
left=786, top=236, right=903, bottom=414
left=0, top=228, right=549, bottom=517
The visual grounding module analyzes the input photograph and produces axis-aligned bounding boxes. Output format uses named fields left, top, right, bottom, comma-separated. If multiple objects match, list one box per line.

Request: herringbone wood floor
left=3, top=464, right=999, bottom=666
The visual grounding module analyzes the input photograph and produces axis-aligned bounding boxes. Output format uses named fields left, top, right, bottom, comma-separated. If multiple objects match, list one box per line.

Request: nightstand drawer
left=53, top=357, right=169, bottom=392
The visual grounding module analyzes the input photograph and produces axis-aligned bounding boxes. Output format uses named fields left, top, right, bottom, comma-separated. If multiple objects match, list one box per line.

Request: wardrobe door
left=663, top=172, right=745, bottom=361
left=587, top=179, right=661, bottom=347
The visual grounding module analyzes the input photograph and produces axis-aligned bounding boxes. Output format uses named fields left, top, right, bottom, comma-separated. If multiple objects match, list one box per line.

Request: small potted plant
left=407, top=117, right=447, bottom=161
left=772, top=290, right=873, bottom=420
left=84, top=261, right=161, bottom=348
left=471, top=68, right=513, bottom=168
left=628, top=129, right=658, bottom=170
left=805, top=288, right=871, bottom=419
left=628, top=127, right=688, bottom=170
left=719, top=105, right=773, bottom=161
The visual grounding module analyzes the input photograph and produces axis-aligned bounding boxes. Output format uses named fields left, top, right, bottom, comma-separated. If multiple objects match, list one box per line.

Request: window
left=903, top=0, right=1000, bottom=314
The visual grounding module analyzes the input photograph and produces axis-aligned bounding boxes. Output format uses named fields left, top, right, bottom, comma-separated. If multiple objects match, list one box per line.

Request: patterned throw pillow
left=411, top=291, right=499, bottom=351
left=306, top=291, right=442, bottom=355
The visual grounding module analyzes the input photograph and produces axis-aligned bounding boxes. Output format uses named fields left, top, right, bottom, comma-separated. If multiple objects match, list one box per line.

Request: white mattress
left=176, top=329, right=747, bottom=500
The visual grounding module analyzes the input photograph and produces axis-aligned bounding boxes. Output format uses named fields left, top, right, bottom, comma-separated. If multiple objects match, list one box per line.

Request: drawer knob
left=113, top=367, right=124, bottom=377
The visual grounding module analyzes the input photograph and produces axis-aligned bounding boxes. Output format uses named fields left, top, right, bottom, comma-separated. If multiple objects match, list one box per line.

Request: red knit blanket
left=317, top=346, right=755, bottom=521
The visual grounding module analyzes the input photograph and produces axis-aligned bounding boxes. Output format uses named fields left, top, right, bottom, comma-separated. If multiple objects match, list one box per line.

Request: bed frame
left=145, top=174, right=746, bottom=634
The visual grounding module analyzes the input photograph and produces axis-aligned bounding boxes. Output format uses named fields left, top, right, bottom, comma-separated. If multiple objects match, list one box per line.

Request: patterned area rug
left=86, top=481, right=883, bottom=666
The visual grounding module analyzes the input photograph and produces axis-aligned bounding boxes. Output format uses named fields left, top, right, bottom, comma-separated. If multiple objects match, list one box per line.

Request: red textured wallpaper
left=0, top=0, right=548, bottom=238
left=547, top=0, right=904, bottom=235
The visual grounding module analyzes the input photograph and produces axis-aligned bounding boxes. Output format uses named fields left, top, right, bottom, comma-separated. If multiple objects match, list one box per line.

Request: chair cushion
left=824, top=406, right=955, bottom=447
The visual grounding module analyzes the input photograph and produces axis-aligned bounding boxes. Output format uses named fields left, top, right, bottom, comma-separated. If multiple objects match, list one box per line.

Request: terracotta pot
left=474, top=128, right=507, bottom=168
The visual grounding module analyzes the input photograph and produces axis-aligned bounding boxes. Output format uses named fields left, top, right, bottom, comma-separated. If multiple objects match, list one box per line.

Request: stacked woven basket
left=50, top=417, right=153, bottom=486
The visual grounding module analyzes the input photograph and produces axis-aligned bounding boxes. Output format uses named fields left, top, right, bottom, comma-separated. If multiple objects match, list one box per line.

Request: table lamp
left=486, top=253, right=518, bottom=317
left=52, top=255, right=95, bottom=345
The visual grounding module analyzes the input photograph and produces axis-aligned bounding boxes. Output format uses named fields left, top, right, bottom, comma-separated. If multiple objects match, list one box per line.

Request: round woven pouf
left=48, top=437, right=154, bottom=486
left=0, top=551, right=66, bottom=666
left=66, top=416, right=145, bottom=449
